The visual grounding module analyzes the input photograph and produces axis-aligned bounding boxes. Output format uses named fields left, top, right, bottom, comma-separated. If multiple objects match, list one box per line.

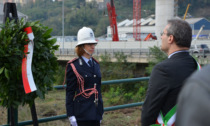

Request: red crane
left=144, top=33, right=157, bottom=41
left=107, top=0, right=119, bottom=41
left=133, top=0, right=141, bottom=41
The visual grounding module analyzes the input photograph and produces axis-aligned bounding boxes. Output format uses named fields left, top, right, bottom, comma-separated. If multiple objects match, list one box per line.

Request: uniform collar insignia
left=79, top=58, right=83, bottom=65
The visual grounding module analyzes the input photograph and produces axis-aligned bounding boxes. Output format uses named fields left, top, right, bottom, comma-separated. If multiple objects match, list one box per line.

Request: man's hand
left=69, top=116, right=78, bottom=126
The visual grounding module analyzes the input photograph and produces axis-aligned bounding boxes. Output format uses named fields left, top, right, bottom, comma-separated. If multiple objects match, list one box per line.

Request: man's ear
left=168, top=35, right=174, bottom=44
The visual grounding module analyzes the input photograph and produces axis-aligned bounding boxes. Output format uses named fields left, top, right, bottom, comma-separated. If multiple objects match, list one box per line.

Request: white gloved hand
left=69, top=116, right=78, bottom=126
left=100, top=114, right=103, bottom=123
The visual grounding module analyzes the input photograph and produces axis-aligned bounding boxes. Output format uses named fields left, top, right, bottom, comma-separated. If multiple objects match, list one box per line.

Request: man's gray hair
left=166, top=19, right=192, bottom=48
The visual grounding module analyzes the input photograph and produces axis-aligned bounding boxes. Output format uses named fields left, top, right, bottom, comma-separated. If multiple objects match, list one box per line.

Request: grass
left=0, top=90, right=143, bottom=126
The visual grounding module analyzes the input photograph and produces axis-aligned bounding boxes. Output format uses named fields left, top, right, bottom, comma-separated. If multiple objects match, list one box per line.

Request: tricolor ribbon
left=197, top=62, right=201, bottom=70
left=22, top=27, right=37, bottom=94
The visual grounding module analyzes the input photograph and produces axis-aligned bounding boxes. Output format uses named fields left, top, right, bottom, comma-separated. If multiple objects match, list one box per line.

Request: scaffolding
left=133, top=0, right=141, bottom=41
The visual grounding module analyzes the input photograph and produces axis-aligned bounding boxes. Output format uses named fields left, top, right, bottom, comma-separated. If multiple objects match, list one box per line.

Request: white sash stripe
left=157, top=113, right=163, bottom=124
left=167, top=113, right=176, bottom=126
left=156, top=112, right=176, bottom=126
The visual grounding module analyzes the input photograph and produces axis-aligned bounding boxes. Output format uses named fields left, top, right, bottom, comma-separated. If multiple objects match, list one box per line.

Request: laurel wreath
left=0, top=19, right=59, bottom=108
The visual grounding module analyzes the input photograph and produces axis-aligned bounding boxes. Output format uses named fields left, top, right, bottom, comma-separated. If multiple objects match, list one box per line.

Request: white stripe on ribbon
left=27, top=33, right=34, bottom=40
left=26, top=41, right=36, bottom=92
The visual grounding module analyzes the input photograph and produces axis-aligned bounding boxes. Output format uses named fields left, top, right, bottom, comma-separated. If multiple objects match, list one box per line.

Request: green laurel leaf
left=0, top=67, right=4, bottom=74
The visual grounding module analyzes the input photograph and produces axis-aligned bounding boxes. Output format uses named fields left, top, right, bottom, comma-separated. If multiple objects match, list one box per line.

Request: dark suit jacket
left=141, top=52, right=198, bottom=126
left=65, top=57, right=104, bottom=121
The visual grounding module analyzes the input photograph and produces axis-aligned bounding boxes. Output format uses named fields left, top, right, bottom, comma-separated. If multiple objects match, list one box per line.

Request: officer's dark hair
left=75, top=45, right=85, bottom=57
left=166, top=19, right=192, bottom=48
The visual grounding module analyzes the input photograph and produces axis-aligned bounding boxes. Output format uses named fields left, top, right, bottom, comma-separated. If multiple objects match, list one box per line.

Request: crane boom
left=183, top=4, right=191, bottom=20
left=107, top=0, right=119, bottom=41
left=144, top=33, right=157, bottom=41
left=195, top=25, right=205, bottom=40
left=133, top=0, right=141, bottom=41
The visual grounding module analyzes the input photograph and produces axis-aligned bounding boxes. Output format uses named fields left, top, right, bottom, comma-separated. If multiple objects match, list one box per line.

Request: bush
left=54, top=66, right=65, bottom=85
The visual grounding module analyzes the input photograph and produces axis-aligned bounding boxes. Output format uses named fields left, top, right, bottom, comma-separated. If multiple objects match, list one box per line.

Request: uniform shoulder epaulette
left=92, top=57, right=99, bottom=64
left=67, top=58, right=78, bottom=64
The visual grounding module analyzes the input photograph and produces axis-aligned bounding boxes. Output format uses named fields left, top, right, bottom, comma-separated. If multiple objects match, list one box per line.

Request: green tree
left=99, top=51, right=148, bottom=105
left=95, top=17, right=110, bottom=37
left=145, top=46, right=167, bottom=75
left=17, top=0, right=210, bottom=36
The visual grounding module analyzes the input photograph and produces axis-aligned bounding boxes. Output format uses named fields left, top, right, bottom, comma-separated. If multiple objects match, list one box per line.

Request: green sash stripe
left=197, top=63, right=201, bottom=70
left=150, top=105, right=177, bottom=126
left=163, top=105, right=177, bottom=124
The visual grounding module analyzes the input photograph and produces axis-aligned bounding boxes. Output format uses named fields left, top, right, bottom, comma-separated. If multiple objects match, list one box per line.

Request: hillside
left=16, top=0, right=210, bottom=36
left=178, top=0, right=210, bottom=19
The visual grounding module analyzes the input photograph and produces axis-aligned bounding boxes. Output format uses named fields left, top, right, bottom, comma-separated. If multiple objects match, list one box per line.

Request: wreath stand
left=4, top=2, right=38, bottom=126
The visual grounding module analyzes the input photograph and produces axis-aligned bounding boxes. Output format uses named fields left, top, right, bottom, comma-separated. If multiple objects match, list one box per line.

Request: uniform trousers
left=73, top=120, right=100, bottom=126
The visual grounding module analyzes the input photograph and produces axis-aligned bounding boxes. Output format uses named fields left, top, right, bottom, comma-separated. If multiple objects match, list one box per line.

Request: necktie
left=88, top=60, right=93, bottom=67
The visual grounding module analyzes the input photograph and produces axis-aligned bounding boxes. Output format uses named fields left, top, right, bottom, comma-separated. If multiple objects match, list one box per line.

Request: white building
left=107, top=16, right=156, bottom=41
left=107, top=16, right=210, bottom=41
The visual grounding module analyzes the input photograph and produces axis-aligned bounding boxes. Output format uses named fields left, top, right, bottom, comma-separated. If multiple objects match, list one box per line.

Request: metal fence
left=0, top=77, right=149, bottom=126
left=55, top=48, right=152, bottom=58
left=55, top=48, right=210, bottom=65
left=55, top=48, right=210, bottom=58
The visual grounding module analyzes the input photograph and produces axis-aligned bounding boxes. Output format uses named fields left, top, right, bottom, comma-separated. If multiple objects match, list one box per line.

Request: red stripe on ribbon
left=24, top=27, right=33, bottom=34
left=22, top=45, right=31, bottom=93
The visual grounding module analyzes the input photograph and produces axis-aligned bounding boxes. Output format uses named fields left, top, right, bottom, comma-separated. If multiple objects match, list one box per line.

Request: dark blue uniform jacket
left=66, top=57, right=104, bottom=121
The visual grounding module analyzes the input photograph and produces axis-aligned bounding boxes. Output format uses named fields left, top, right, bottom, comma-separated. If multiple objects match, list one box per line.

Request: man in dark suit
left=141, top=19, right=198, bottom=126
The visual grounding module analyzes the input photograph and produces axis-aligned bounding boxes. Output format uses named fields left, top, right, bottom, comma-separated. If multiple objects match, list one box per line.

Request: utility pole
left=62, top=0, right=65, bottom=54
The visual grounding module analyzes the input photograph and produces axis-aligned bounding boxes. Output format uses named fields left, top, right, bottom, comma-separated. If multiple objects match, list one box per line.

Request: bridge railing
left=55, top=48, right=152, bottom=58
left=55, top=48, right=210, bottom=64
left=55, top=48, right=210, bottom=58
left=0, top=77, right=149, bottom=126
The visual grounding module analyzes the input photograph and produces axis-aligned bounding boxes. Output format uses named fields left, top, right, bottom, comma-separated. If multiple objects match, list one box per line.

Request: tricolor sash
left=151, top=61, right=201, bottom=126
left=151, top=106, right=176, bottom=126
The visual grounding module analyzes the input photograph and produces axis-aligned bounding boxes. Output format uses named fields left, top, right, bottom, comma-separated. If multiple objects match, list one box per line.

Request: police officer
left=65, top=27, right=104, bottom=126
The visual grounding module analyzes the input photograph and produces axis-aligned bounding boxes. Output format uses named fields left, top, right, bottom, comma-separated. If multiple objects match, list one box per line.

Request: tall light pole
left=62, top=0, right=65, bottom=54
